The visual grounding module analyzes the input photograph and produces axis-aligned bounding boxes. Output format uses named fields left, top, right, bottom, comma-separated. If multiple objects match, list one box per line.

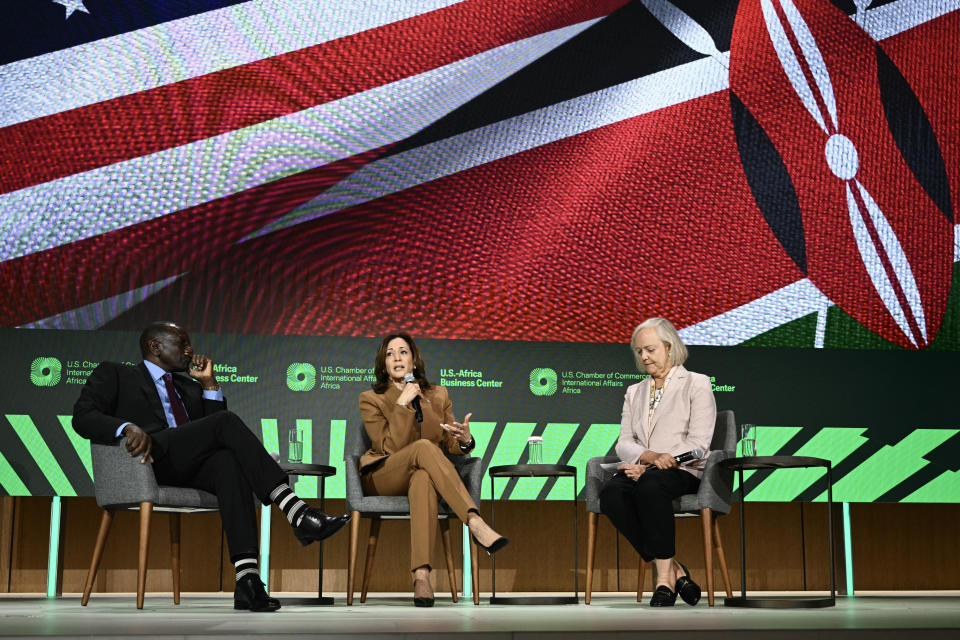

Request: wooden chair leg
left=470, top=532, right=479, bottom=605
left=360, top=519, right=381, bottom=603
left=637, top=554, right=646, bottom=602
left=713, top=516, right=733, bottom=597
left=701, top=507, right=715, bottom=606
left=585, top=512, right=597, bottom=604
left=439, top=519, right=458, bottom=603
left=169, top=513, right=181, bottom=605
left=346, top=511, right=361, bottom=605
left=81, top=510, right=114, bottom=606
left=137, top=502, right=153, bottom=609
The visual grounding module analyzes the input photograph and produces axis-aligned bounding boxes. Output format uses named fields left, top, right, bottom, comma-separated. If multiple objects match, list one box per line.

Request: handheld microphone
left=674, top=448, right=705, bottom=464
left=403, top=373, right=423, bottom=424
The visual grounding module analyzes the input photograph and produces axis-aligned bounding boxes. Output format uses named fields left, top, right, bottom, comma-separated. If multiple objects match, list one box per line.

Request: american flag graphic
left=2, top=0, right=958, bottom=347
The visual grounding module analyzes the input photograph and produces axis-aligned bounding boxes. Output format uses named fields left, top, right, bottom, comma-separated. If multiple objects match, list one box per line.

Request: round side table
left=487, top=464, right=579, bottom=605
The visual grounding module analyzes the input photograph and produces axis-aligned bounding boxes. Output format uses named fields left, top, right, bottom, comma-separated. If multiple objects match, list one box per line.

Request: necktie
left=162, top=373, right=190, bottom=427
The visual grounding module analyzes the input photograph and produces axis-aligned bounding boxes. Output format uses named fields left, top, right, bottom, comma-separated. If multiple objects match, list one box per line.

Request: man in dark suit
left=73, top=321, right=350, bottom=612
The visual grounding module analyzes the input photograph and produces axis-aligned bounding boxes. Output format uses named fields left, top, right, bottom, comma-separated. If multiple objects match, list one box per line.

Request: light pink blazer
left=615, top=365, right=716, bottom=479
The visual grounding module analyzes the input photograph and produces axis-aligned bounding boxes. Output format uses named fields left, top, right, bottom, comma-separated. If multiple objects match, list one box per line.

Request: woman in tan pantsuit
left=358, top=333, right=508, bottom=606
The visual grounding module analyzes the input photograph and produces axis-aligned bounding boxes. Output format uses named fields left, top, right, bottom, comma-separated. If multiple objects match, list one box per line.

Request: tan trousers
left=361, top=440, right=478, bottom=571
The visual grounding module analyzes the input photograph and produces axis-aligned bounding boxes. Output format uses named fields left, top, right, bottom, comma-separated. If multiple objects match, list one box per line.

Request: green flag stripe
left=5, top=415, right=76, bottom=496
left=58, top=415, right=93, bottom=482
left=0, top=449, right=30, bottom=495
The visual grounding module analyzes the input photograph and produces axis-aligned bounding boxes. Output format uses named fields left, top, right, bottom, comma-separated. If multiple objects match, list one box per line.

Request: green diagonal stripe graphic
left=295, top=419, right=316, bottom=499
left=548, top=423, right=620, bottom=500
left=734, top=426, right=803, bottom=496
left=0, top=449, right=30, bottom=495
left=260, top=419, right=280, bottom=458
left=512, top=423, right=578, bottom=499
left=903, top=469, right=960, bottom=503
left=748, top=428, right=867, bottom=502
left=484, top=422, right=536, bottom=499
left=326, top=419, right=346, bottom=499
left=468, top=422, right=497, bottom=460
left=58, top=415, right=93, bottom=482
left=6, top=415, right=76, bottom=496
left=825, top=429, right=959, bottom=502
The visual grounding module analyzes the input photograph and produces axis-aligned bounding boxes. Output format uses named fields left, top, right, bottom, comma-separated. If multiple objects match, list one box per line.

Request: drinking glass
left=288, top=427, right=304, bottom=464
left=527, top=436, right=543, bottom=464
left=740, top=424, right=757, bottom=457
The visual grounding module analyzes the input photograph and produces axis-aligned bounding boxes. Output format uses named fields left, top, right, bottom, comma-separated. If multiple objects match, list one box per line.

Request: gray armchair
left=344, top=423, right=483, bottom=605
left=584, top=410, right=736, bottom=605
left=80, top=441, right=218, bottom=609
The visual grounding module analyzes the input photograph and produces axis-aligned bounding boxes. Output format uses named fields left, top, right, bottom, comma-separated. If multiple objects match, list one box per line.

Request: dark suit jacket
left=72, top=361, right=226, bottom=444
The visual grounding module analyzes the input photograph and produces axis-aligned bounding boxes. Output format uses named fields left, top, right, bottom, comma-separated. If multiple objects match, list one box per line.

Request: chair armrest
left=90, top=440, right=160, bottom=508
left=696, top=449, right=736, bottom=516
left=584, top=455, right=620, bottom=513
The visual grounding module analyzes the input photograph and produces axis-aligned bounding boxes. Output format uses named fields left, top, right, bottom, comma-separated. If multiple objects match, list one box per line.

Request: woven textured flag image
left=1, top=0, right=957, bottom=347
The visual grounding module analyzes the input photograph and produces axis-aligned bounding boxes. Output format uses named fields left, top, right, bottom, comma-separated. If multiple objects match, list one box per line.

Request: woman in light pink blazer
left=599, top=318, right=716, bottom=607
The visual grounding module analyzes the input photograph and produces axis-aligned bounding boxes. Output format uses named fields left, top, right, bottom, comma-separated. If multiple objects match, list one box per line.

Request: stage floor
left=1, top=592, right=958, bottom=639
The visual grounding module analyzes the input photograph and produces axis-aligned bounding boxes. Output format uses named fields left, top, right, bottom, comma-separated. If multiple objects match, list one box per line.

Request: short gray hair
left=630, top=317, right=688, bottom=368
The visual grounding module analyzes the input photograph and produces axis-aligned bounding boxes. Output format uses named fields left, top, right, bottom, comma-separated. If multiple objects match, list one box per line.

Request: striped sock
left=233, top=554, right=258, bottom=582
left=269, top=484, right=308, bottom=526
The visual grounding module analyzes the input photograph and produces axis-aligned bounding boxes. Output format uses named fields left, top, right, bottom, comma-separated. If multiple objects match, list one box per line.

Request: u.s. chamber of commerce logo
left=529, top=367, right=557, bottom=396
left=30, top=357, right=62, bottom=387
left=286, top=362, right=316, bottom=391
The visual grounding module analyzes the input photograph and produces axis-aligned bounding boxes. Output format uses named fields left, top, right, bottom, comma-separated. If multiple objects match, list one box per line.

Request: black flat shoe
left=233, top=574, right=281, bottom=612
left=293, top=508, right=351, bottom=546
left=472, top=534, right=509, bottom=555
left=413, top=579, right=435, bottom=607
left=674, top=562, right=701, bottom=606
left=649, top=585, right=677, bottom=607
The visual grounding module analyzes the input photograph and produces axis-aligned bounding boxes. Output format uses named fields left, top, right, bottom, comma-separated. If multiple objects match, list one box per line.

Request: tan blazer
left=358, top=384, right=466, bottom=471
left=615, top=365, right=716, bottom=478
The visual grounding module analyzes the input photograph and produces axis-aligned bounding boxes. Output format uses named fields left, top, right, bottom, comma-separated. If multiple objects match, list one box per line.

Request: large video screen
left=1, top=0, right=958, bottom=501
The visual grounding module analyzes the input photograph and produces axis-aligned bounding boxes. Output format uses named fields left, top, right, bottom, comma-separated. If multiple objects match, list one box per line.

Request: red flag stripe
left=0, top=0, right=627, bottom=196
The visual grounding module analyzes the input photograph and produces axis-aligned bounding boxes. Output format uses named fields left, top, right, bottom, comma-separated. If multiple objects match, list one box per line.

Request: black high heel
left=471, top=534, right=509, bottom=555
left=674, top=561, right=701, bottom=606
left=413, top=578, right=435, bottom=607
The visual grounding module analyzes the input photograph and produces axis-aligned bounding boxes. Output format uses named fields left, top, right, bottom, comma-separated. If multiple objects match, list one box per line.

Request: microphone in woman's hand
left=674, top=448, right=705, bottom=464
left=403, top=373, right=423, bottom=424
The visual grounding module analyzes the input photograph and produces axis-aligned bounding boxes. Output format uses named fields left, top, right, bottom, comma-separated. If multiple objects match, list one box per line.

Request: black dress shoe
left=233, top=574, right=281, bottom=612
left=674, top=562, right=701, bottom=606
left=293, top=508, right=351, bottom=547
left=649, top=585, right=677, bottom=607
left=471, top=534, right=509, bottom=555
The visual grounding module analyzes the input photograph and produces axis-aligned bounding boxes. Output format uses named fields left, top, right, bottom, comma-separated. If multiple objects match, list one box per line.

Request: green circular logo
left=286, top=362, right=316, bottom=391
left=30, top=357, right=62, bottom=387
left=529, top=367, right=557, bottom=396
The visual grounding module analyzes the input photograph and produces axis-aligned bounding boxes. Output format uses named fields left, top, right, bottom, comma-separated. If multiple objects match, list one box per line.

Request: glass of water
left=288, top=427, right=304, bottom=464
left=527, top=436, right=543, bottom=465
left=740, top=424, right=757, bottom=457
